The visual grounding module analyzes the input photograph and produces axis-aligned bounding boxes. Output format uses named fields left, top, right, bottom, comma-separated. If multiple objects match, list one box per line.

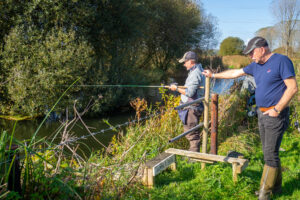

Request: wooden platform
left=165, top=148, right=248, bottom=182
left=142, top=152, right=176, bottom=187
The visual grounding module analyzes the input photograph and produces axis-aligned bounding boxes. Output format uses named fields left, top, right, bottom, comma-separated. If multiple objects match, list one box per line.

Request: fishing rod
left=59, top=84, right=204, bottom=89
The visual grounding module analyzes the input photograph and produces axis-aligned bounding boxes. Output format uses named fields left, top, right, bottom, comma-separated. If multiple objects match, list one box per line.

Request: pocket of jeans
left=265, top=115, right=283, bottom=129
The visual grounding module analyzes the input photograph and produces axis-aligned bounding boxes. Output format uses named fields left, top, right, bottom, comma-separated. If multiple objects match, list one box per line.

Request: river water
left=1, top=77, right=250, bottom=152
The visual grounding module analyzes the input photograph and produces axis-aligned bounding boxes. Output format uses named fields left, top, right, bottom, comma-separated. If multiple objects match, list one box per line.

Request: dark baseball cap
left=179, top=51, right=197, bottom=63
left=243, top=37, right=269, bottom=55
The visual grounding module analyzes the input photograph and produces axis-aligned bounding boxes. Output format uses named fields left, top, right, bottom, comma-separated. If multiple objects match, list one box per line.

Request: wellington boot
left=255, top=165, right=269, bottom=196
left=272, top=164, right=282, bottom=195
left=256, top=164, right=282, bottom=196
left=258, top=165, right=279, bottom=200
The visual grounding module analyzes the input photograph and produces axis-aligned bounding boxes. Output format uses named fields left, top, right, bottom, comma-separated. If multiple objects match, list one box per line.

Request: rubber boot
left=272, top=164, right=282, bottom=195
left=258, top=165, right=279, bottom=200
left=255, top=165, right=268, bottom=196
left=256, top=164, right=282, bottom=196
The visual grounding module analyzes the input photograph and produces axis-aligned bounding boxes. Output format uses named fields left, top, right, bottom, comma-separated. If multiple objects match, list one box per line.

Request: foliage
left=1, top=83, right=300, bottom=199
left=0, top=0, right=219, bottom=117
left=222, top=55, right=251, bottom=69
left=1, top=26, right=94, bottom=116
left=219, top=37, right=245, bottom=56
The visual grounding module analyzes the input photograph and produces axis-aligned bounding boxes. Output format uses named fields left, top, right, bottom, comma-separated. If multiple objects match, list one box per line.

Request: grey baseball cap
left=179, top=51, right=197, bottom=63
left=243, top=36, right=268, bottom=55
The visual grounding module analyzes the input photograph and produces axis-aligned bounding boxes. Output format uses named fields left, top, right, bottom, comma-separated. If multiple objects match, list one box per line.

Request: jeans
left=184, top=109, right=203, bottom=152
left=257, top=107, right=290, bottom=167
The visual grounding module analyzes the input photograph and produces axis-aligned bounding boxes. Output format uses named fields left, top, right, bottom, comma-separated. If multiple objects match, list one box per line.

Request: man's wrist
left=273, top=107, right=281, bottom=114
left=176, top=87, right=179, bottom=92
left=212, top=73, right=215, bottom=78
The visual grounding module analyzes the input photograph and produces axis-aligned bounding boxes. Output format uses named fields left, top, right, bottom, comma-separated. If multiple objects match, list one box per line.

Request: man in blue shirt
left=169, top=51, right=205, bottom=152
left=202, top=37, right=298, bottom=200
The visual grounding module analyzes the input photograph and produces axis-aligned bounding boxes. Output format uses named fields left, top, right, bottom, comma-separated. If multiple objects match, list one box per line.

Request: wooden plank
left=145, top=153, right=176, bottom=176
left=165, top=148, right=247, bottom=164
left=190, top=158, right=214, bottom=164
left=236, top=160, right=249, bottom=174
left=152, top=154, right=175, bottom=176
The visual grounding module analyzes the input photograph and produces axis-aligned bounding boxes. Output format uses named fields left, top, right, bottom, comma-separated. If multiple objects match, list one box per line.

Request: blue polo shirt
left=243, top=53, right=295, bottom=107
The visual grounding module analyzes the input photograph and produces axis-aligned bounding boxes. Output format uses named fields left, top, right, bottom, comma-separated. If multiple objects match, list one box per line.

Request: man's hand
left=202, top=70, right=213, bottom=77
left=169, top=84, right=178, bottom=91
left=263, top=108, right=279, bottom=117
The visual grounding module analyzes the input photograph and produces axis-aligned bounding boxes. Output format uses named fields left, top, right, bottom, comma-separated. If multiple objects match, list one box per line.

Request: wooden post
left=232, top=162, right=238, bottom=183
left=142, top=153, right=176, bottom=188
left=202, top=77, right=210, bottom=169
left=210, top=94, right=218, bottom=155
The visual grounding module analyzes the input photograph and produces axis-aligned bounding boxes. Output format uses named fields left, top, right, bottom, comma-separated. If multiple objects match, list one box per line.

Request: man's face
left=184, top=60, right=194, bottom=70
left=248, top=47, right=265, bottom=64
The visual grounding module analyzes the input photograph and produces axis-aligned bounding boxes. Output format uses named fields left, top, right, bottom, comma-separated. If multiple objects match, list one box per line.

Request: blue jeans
left=257, top=107, right=289, bottom=167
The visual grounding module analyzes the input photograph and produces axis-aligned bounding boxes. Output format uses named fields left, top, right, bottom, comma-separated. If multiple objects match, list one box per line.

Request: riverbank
left=1, top=86, right=299, bottom=199
left=0, top=115, right=33, bottom=121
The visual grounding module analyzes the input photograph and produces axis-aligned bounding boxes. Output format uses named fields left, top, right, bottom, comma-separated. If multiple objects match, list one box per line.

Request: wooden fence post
left=201, top=77, right=210, bottom=169
left=210, top=94, right=218, bottom=155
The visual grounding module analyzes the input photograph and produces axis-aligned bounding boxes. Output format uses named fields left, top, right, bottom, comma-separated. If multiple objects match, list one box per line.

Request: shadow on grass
left=276, top=171, right=300, bottom=199
left=154, top=161, right=197, bottom=187
left=280, top=141, right=299, bottom=156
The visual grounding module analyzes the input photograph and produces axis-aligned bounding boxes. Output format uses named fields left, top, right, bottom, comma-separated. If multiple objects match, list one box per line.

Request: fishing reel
left=247, top=106, right=257, bottom=117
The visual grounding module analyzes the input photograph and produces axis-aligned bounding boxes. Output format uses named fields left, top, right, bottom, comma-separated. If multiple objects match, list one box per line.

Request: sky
left=200, top=0, right=276, bottom=48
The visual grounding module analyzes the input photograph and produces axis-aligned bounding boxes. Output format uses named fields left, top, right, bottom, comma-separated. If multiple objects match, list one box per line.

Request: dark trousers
left=257, top=107, right=289, bottom=167
left=184, top=109, right=202, bottom=152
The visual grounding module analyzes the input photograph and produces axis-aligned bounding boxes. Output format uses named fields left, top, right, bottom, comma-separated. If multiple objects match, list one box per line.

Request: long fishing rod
left=59, top=84, right=204, bottom=89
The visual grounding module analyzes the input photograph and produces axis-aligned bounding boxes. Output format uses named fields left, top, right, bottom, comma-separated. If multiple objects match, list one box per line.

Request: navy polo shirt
left=243, top=53, right=295, bottom=107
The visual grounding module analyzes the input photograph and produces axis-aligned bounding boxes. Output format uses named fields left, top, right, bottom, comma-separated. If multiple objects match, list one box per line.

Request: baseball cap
left=243, top=37, right=269, bottom=55
left=178, top=51, right=198, bottom=63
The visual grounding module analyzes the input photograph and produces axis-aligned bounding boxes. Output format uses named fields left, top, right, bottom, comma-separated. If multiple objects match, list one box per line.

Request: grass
left=0, top=76, right=299, bottom=199
left=125, top=131, right=299, bottom=200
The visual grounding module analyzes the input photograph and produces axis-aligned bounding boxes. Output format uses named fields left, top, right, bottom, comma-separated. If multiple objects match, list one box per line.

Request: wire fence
left=0, top=79, right=236, bottom=166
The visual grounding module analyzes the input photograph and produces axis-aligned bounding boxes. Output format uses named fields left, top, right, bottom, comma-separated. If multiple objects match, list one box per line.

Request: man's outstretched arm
left=202, top=69, right=246, bottom=79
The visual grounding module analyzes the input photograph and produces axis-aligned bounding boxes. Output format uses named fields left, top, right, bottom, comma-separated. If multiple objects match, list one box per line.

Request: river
left=0, top=77, right=252, bottom=152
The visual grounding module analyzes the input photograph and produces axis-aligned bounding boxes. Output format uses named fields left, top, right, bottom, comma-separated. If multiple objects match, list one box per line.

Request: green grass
left=0, top=83, right=299, bottom=199
left=128, top=131, right=299, bottom=200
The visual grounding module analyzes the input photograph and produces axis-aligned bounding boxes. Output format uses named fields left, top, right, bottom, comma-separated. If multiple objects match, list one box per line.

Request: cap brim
left=178, top=58, right=185, bottom=63
left=243, top=44, right=256, bottom=55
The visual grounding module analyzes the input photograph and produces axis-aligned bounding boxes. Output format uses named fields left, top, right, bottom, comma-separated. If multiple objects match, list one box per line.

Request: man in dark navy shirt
left=202, top=37, right=298, bottom=200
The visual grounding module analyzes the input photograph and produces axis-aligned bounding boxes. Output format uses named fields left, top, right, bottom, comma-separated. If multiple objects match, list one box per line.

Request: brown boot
left=272, top=164, right=282, bottom=195
left=258, top=165, right=279, bottom=200
left=255, top=165, right=268, bottom=196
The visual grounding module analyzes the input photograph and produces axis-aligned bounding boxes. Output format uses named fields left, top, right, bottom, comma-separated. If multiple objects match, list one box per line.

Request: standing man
left=202, top=37, right=298, bottom=200
left=169, top=51, right=205, bottom=152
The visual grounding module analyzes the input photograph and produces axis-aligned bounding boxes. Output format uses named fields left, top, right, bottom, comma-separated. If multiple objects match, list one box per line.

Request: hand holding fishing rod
left=167, top=83, right=204, bottom=95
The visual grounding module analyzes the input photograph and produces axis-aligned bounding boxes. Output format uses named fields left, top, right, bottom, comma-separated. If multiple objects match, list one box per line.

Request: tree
left=271, top=0, right=300, bottom=56
left=219, top=37, right=245, bottom=56
left=255, top=26, right=278, bottom=50
left=0, top=0, right=219, bottom=116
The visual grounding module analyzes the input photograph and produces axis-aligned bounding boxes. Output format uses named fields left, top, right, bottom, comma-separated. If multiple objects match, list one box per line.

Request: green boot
left=258, top=165, right=279, bottom=200
left=272, top=164, right=282, bottom=195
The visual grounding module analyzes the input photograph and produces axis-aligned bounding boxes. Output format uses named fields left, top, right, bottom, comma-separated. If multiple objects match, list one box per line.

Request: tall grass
left=1, top=77, right=298, bottom=199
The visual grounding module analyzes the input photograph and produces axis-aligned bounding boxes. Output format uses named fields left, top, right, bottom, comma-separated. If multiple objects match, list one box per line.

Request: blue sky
left=200, top=0, right=276, bottom=48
